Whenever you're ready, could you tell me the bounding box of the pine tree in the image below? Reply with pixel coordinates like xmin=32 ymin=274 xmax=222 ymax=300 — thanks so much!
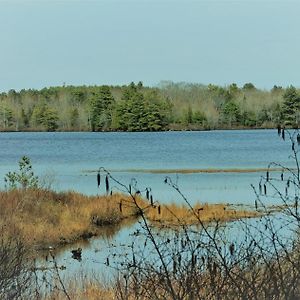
xmin=89 ymin=86 xmax=115 ymax=131
xmin=282 ymin=86 xmax=300 ymax=126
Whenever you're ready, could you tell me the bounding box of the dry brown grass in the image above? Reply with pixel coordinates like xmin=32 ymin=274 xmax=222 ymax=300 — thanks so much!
xmin=45 ymin=280 xmax=116 ymax=300
xmin=145 ymin=202 xmax=260 ymax=225
xmin=0 ymin=189 xmax=143 ymax=249
xmin=0 ymin=189 xmax=259 ymax=249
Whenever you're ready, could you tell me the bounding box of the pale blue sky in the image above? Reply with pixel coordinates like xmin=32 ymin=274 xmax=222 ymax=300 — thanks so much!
xmin=1 ymin=0 xmax=300 ymax=91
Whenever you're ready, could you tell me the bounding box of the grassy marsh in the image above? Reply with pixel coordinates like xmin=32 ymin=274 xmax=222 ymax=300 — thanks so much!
xmin=145 ymin=202 xmax=260 ymax=225
xmin=0 ymin=189 xmax=142 ymax=248
xmin=0 ymin=188 xmax=259 ymax=249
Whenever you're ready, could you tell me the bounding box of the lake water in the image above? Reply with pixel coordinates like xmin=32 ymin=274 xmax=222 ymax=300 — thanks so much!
xmin=0 ymin=129 xmax=295 ymax=284
xmin=0 ymin=129 xmax=292 ymax=205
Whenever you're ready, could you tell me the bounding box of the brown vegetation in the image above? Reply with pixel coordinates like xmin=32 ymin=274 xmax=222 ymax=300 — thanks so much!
xmin=145 ymin=202 xmax=260 ymax=225
xmin=0 ymin=189 xmax=259 ymax=249
xmin=0 ymin=189 xmax=142 ymax=249
xmin=45 ymin=280 xmax=115 ymax=300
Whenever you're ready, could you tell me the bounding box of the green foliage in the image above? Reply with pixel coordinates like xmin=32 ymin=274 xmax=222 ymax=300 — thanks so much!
xmin=242 ymin=82 xmax=256 ymax=90
xmin=271 ymin=85 xmax=283 ymax=93
xmin=282 ymin=85 xmax=300 ymax=126
xmin=69 ymin=107 xmax=79 ymax=128
xmin=43 ymin=108 xmax=59 ymax=131
xmin=208 ymin=84 xmax=232 ymax=102
xmin=241 ymin=110 xmax=257 ymax=127
xmin=192 ymin=110 xmax=207 ymax=125
xmin=114 ymin=84 xmax=171 ymax=131
xmin=272 ymin=102 xmax=283 ymax=123
xmin=0 ymin=81 xmax=293 ymax=131
xmin=228 ymin=83 xmax=240 ymax=95
xmin=256 ymin=108 xmax=271 ymax=125
xmin=4 ymin=156 xmax=39 ymax=190
xmin=183 ymin=106 xmax=206 ymax=126
xmin=31 ymin=103 xmax=59 ymax=131
xmin=0 ymin=103 xmax=14 ymax=128
xmin=71 ymin=88 xmax=86 ymax=103
xmin=221 ymin=101 xmax=241 ymax=127
xmin=89 ymin=86 xmax=115 ymax=131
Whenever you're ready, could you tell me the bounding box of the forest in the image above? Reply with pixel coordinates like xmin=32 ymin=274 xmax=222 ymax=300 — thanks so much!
xmin=0 ymin=81 xmax=299 ymax=132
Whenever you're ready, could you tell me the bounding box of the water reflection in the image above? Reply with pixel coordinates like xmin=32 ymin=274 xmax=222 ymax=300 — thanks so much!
xmin=35 ymin=217 xmax=140 ymax=281
xmin=35 ymin=207 xmax=298 ymax=289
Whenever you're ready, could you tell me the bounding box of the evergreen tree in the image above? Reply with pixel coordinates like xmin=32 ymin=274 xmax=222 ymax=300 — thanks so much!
xmin=31 ymin=102 xmax=59 ymax=131
xmin=282 ymin=86 xmax=300 ymax=126
xmin=221 ymin=101 xmax=241 ymax=127
xmin=89 ymin=86 xmax=115 ymax=131
xmin=115 ymin=84 xmax=171 ymax=131
xmin=43 ymin=108 xmax=59 ymax=131
xmin=243 ymin=82 xmax=256 ymax=90
xmin=192 ymin=110 xmax=207 ymax=125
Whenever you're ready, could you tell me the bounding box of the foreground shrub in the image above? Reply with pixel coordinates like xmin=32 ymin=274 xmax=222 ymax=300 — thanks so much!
xmin=0 ymin=223 xmax=33 ymax=299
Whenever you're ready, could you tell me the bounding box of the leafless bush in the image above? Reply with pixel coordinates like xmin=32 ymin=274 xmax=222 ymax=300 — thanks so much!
xmin=0 ymin=224 xmax=33 ymax=299
xmin=33 ymin=252 xmax=71 ymax=300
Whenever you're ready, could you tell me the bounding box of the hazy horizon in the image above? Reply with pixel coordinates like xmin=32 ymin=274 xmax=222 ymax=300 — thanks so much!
xmin=1 ymin=0 xmax=300 ymax=92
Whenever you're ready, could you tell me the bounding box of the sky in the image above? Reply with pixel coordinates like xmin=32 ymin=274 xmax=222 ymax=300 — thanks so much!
xmin=1 ymin=0 xmax=300 ymax=91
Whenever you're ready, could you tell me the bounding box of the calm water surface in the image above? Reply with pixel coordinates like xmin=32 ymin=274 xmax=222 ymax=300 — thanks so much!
xmin=0 ymin=130 xmax=294 ymax=281
xmin=0 ymin=129 xmax=292 ymax=204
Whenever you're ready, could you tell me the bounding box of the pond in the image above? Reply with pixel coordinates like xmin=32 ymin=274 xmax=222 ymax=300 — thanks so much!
xmin=0 ymin=129 xmax=292 ymax=205
xmin=0 ymin=129 xmax=294 ymax=285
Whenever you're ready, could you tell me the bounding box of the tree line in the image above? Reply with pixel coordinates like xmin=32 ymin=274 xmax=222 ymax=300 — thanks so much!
xmin=0 ymin=81 xmax=299 ymax=131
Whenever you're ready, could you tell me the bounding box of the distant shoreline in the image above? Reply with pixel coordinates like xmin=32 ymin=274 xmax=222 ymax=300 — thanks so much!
xmin=0 ymin=126 xmax=277 ymax=133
